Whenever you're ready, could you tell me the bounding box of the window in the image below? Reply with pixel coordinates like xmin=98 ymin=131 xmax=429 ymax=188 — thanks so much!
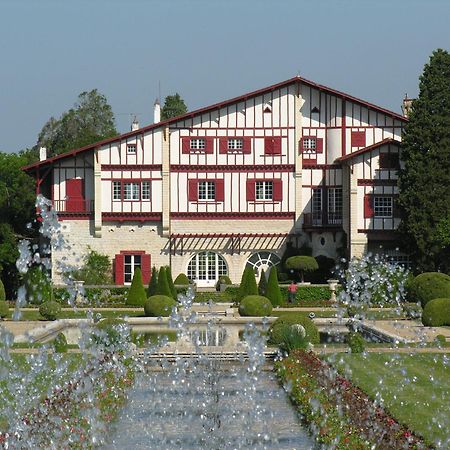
xmin=227 ymin=138 xmax=244 ymax=150
xmin=187 ymin=252 xmax=228 ymax=286
xmin=328 ymin=188 xmax=343 ymax=224
xmin=127 ymin=143 xmax=137 ymax=154
xmin=198 ymin=181 xmax=216 ymax=201
xmin=312 ymin=188 xmax=322 ymax=225
xmin=246 ymin=252 xmax=280 ymax=280
xmin=379 ymin=153 xmax=400 ymax=169
xmin=301 ymin=136 xmax=323 ymax=155
xmin=190 ymin=138 xmax=206 ymax=150
xmin=303 ymin=138 xmax=317 ymax=151
xmin=141 ymin=181 xmax=151 ymax=200
xmin=124 ymin=254 xmax=141 ymax=283
xmin=374 ymin=197 xmax=393 ymax=217
xmin=113 ymin=181 xmax=121 ymax=200
xmin=124 ymin=182 xmax=140 ymax=200
xmin=255 ymin=181 xmax=273 ymax=201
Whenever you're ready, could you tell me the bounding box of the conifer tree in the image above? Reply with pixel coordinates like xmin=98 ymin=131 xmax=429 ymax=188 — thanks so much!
xmin=147 ymin=266 xmax=158 ymax=297
xmin=258 ymin=269 xmax=267 ymax=296
xmin=238 ymin=266 xmax=258 ymax=300
xmin=266 ymin=266 xmax=283 ymax=307
xmin=126 ymin=267 xmax=147 ymax=306
xmin=165 ymin=266 xmax=178 ymax=301
xmin=398 ymin=49 xmax=450 ymax=272
xmin=156 ymin=266 xmax=173 ymax=298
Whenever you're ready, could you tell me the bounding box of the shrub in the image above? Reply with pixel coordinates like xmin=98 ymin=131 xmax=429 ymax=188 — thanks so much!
xmin=72 ymin=248 xmax=112 ymax=284
xmin=306 ymin=254 xmax=336 ymax=283
xmin=435 ymin=334 xmax=447 ymax=346
xmin=165 ymin=266 xmax=177 ymax=300
xmin=238 ymin=266 xmax=258 ymax=301
xmin=144 ymin=295 xmax=177 ymax=317
xmin=0 ymin=279 xmax=5 ymax=301
xmin=156 ymin=267 xmax=173 ymax=298
xmin=409 ymin=272 xmax=450 ymax=307
xmin=269 ymin=313 xmax=319 ymax=345
xmin=147 ymin=266 xmax=158 ymax=297
xmin=0 ymin=301 xmax=9 ymax=319
xmin=266 ymin=267 xmax=282 ymax=307
xmin=126 ymin=268 xmax=147 ymax=306
xmin=421 ymin=298 xmax=450 ymax=327
xmin=24 ymin=266 xmax=52 ymax=305
xmin=285 ymin=256 xmax=318 ymax=282
xmin=174 ymin=273 xmax=190 ymax=285
xmin=95 ymin=318 xmax=129 ymax=349
xmin=278 ymin=324 xmax=309 ymax=353
xmin=346 ymin=304 xmax=368 ymax=318
xmin=53 ymin=332 xmax=68 ymax=353
xmin=347 ymin=332 xmax=366 ymax=353
xmin=39 ymin=301 xmax=61 ymax=321
xmin=258 ymin=269 xmax=267 ymax=296
xmin=239 ymin=295 xmax=273 ymax=317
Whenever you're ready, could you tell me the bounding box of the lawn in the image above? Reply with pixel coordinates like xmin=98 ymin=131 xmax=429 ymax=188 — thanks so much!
xmin=271 ymin=309 xmax=410 ymax=320
xmin=9 ymin=308 xmax=145 ymax=321
xmin=326 ymin=353 xmax=449 ymax=446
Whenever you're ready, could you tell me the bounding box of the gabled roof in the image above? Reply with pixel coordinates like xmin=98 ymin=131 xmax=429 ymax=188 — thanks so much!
xmin=23 ymin=75 xmax=407 ymax=172
xmin=337 ymin=138 xmax=402 ymax=162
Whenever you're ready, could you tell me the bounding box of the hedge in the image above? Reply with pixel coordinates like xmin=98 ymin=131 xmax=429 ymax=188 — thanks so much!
xmin=0 ymin=301 xmax=9 ymax=319
xmin=144 ymin=295 xmax=177 ymax=317
xmin=409 ymin=272 xmax=450 ymax=307
xmin=0 ymin=279 xmax=5 ymax=301
xmin=421 ymin=298 xmax=450 ymax=327
xmin=239 ymin=295 xmax=273 ymax=317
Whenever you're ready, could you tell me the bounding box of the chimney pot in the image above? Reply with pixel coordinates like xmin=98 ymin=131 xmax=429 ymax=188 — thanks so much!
xmin=39 ymin=147 xmax=47 ymax=161
xmin=154 ymin=99 xmax=161 ymax=124
xmin=131 ymin=117 xmax=139 ymax=131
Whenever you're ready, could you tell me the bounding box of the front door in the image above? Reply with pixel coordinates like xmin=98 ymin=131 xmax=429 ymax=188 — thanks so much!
xmin=187 ymin=252 xmax=228 ymax=288
xmin=66 ymin=178 xmax=85 ymax=212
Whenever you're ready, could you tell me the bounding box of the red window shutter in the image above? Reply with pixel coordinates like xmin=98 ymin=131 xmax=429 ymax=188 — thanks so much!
xmin=242 ymin=137 xmax=252 ymax=154
xmin=115 ymin=254 xmax=124 ymax=285
xmin=219 ymin=138 xmax=228 ymax=154
xmin=364 ymin=194 xmax=374 ymax=218
xmin=182 ymin=138 xmax=191 ymax=154
xmin=188 ymin=179 xmax=198 ymax=201
xmin=351 ymin=131 xmax=366 ymax=147
xmin=264 ymin=136 xmax=281 ymax=155
xmin=205 ymin=137 xmax=214 ymax=154
xmin=272 ymin=179 xmax=283 ymax=201
xmin=316 ymin=138 xmax=323 ymax=154
xmin=246 ymin=180 xmax=256 ymax=201
xmin=141 ymin=254 xmax=151 ymax=285
xmin=215 ymin=179 xmax=224 ymax=202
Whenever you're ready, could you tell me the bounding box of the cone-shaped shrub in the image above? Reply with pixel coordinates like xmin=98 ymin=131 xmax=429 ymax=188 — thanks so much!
xmin=165 ymin=266 xmax=177 ymax=300
xmin=147 ymin=266 xmax=158 ymax=297
xmin=266 ymin=266 xmax=282 ymax=307
xmin=53 ymin=332 xmax=68 ymax=353
xmin=157 ymin=267 xmax=173 ymax=298
xmin=126 ymin=267 xmax=147 ymax=306
xmin=238 ymin=266 xmax=258 ymax=300
xmin=258 ymin=269 xmax=267 ymax=296
xmin=0 ymin=279 xmax=5 ymax=301
xmin=174 ymin=273 xmax=190 ymax=285
xmin=144 ymin=295 xmax=177 ymax=317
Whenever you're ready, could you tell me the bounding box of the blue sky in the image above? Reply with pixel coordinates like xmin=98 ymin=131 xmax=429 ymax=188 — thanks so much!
xmin=1 ymin=0 xmax=449 ymax=153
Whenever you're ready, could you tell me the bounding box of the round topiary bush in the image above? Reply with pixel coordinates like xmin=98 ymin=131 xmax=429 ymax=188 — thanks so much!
xmin=53 ymin=332 xmax=68 ymax=353
xmin=39 ymin=301 xmax=61 ymax=321
xmin=144 ymin=295 xmax=177 ymax=317
xmin=239 ymin=295 xmax=273 ymax=317
xmin=409 ymin=272 xmax=450 ymax=307
xmin=421 ymin=298 xmax=450 ymax=327
xmin=95 ymin=318 xmax=129 ymax=349
xmin=174 ymin=273 xmax=190 ymax=285
xmin=0 ymin=279 xmax=6 ymax=301
xmin=347 ymin=332 xmax=366 ymax=353
xmin=285 ymin=256 xmax=319 ymax=283
xmin=269 ymin=313 xmax=320 ymax=345
xmin=0 ymin=301 xmax=9 ymax=319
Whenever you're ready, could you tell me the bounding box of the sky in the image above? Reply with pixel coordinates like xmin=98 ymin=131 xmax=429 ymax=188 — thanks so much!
xmin=0 ymin=0 xmax=449 ymax=153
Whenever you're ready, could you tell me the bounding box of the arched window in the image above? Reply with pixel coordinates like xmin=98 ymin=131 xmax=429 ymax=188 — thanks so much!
xmin=246 ymin=252 xmax=281 ymax=279
xmin=187 ymin=252 xmax=228 ymax=287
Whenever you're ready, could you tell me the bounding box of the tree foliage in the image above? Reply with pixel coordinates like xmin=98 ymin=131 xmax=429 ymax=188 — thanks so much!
xmin=266 ymin=266 xmax=283 ymax=307
xmin=73 ymin=248 xmax=112 ymax=285
xmin=238 ymin=266 xmax=258 ymax=300
xmin=161 ymin=93 xmax=188 ymax=120
xmin=37 ymin=89 xmax=118 ymax=156
xmin=156 ymin=266 xmax=173 ymax=298
xmin=398 ymin=49 xmax=450 ymax=272
xmin=285 ymin=256 xmax=318 ymax=282
xmin=126 ymin=268 xmax=147 ymax=306
xmin=258 ymin=269 xmax=267 ymax=296
xmin=147 ymin=266 xmax=159 ymax=297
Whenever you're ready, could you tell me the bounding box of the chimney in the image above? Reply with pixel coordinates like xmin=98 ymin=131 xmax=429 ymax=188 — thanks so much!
xmin=154 ymin=98 xmax=161 ymax=124
xmin=131 ymin=116 xmax=139 ymax=131
xmin=39 ymin=146 xmax=47 ymax=161
xmin=402 ymin=94 xmax=414 ymax=117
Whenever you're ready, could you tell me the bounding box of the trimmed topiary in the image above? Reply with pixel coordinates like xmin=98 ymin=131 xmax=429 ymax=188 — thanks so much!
xmin=238 ymin=266 xmax=258 ymax=301
xmin=147 ymin=266 xmax=159 ymax=297
xmin=165 ymin=266 xmax=177 ymax=300
xmin=285 ymin=256 xmax=319 ymax=283
xmin=39 ymin=301 xmax=61 ymax=321
xmin=266 ymin=266 xmax=282 ymax=307
xmin=258 ymin=269 xmax=267 ymax=296
xmin=0 ymin=279 xmax=5 ymax=301
xmin=157 ymin=267 xmax=173 ymax=298
xmin=53 ymin=332 xmax=68 ymax=353
xmin=95 ymin=318 xmax=129 ymax=349
xmin=269 ymin=313 xmax=320 ymax=345
xmin=421 ymin=298 xmax=450 ymax=327
xmin=24 ymin=266 xmax=53 ymax=304
xmin=174 ymin=273 xmax=190 ymax=285
xmin=126 ymin=267 xmax=147 ymax=306
xmin=144 ymin=295 xmax=177 ymax=317
xmin=0 ymin=301 xmax=9 ymax=319
xmin=347 ymin=332 xmax=366 ymax=353
xmin=409 ymin=272 xmax=450 ymax=307
xmin=239 ymin=295 xmax=273 ymax=317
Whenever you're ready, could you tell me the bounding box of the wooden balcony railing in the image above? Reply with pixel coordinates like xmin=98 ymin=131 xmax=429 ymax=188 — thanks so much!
xmin=53 ymin=199 xmax=94 ymax=214
xmin=303 ymin=211 xmax=343 ymax=228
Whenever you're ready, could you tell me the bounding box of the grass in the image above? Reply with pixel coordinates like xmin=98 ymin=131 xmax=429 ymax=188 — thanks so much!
xmin=325 ymin=353 xmax=450 ymax=446
xmin=7 ymin=309 xmax=145 ymax=321
xmin=271 ymin=309 xmax=410 ymax=320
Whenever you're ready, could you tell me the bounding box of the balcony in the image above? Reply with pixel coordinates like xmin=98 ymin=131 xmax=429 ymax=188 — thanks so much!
xmin=53 ymin=199 xmax=94 ymax=215
xmin=303 ymin=211 xmax=343 ymax=229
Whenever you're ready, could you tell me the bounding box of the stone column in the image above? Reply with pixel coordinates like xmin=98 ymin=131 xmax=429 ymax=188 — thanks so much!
xmin=162 ymin=126 xmax=170 ymax=237
xmin=94 ymin=147 xmax=102 ymax=238
xmin=348 ymin=163 xmax=367 ymax=258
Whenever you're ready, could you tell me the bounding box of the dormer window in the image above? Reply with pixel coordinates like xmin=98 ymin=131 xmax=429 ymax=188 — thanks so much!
xmin=127 ymin=143 xmax=137 ymax=154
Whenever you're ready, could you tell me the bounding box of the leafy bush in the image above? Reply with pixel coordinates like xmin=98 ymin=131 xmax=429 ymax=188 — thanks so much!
xmin=277 ymin=272 xmax=291 ymax=283
xmin=258 ymin=270 xmax=267 ymax=296
xmin=435 ymin=334 xmax=447 ymax=346
xmin=126 ymin=268 xmax=147 ymax=306
xmin=421 ymin=298 xmax=450 ymax=326
xmin=147 ymin=266 xmax=158 ymax=297
xmin=95 ymin=318 xmax=129 ymax=349
xmin=144 ymin=295 xmax=177 ymax=317
xmin=216 ymin=275 xmax=232 ymax=291
xmin=174 ymin=273 xmax=190 ymax=285
xmin=277 ymin=286 xmax=333 ymax=306
xmin=24 ymin=266 xmax=52 ymax=304
xmin=346 ymin=304 xmax=368 ymax=318
xmin=285 ymin=256 xmax=318 ymax=282
xmin=72 ymin=248 xmax=112 ymax=284
xmin=156 ymin=267 xmax=173 ymax=299
xmin=0 ymin=279 xmax=5 ymax=301
xmin=347 ymin=332 xmax=366 ymax=353
xmin=266 ymin=267 xmax=282 ymax=307
xmin=239 ymin=295 xmax=272 ymax=317
xmin=278 ymin=324 xmax=309 ymax=353
xmin=238 ymin=266 xmax=258 ymax=300
xmin=306 ymin=254 xmax=336 ymax=283
xmin=165 ymin=266 xmax=177 ymax=300
xmin=269 ymin=313 xmax=319 ymax=344
xmin=0 ymin=301 xmax=9 ymax=319
xmin=39 ymin=301 xmax=61 ymax=321
xmin=409 ymin=272 xmax=450 ymax=308
xmin=53 ymin=332 xmax=68 ymax=353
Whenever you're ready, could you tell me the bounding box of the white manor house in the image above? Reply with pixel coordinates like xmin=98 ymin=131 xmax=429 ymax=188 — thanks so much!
xmin=24 ymin=76 xmax=408 ymax=287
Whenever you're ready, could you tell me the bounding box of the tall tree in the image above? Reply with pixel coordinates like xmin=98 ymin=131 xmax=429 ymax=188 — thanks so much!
xmin=398 ymin=49 xmax=450 ymax=273
xmin=37 ymin=89 xmax=118 ymax=156
xmin=161 ymin=93 xmax=188 ymax=120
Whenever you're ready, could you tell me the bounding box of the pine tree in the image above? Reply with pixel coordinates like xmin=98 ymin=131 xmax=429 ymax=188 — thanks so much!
xmin=147 ymin=266 xmax=158 ymax=297
xmin=156 ymin=266 xmax=172 ymax=298
xmin=258 ymin=269 xmax=267 ymax=296
xmin=165 ymin=266 xmax=178 ymax=301
xmin=398 ymin=49 xmax=450 ymax=272
xmin=266 ymin=266 xmax=283 ymax=307
xmin=126 ymin=267 xmax=147 ymax=306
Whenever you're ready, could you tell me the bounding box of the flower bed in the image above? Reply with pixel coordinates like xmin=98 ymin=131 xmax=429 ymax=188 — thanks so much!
xmin=276 ymin=350 xmax=430 ymax=449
